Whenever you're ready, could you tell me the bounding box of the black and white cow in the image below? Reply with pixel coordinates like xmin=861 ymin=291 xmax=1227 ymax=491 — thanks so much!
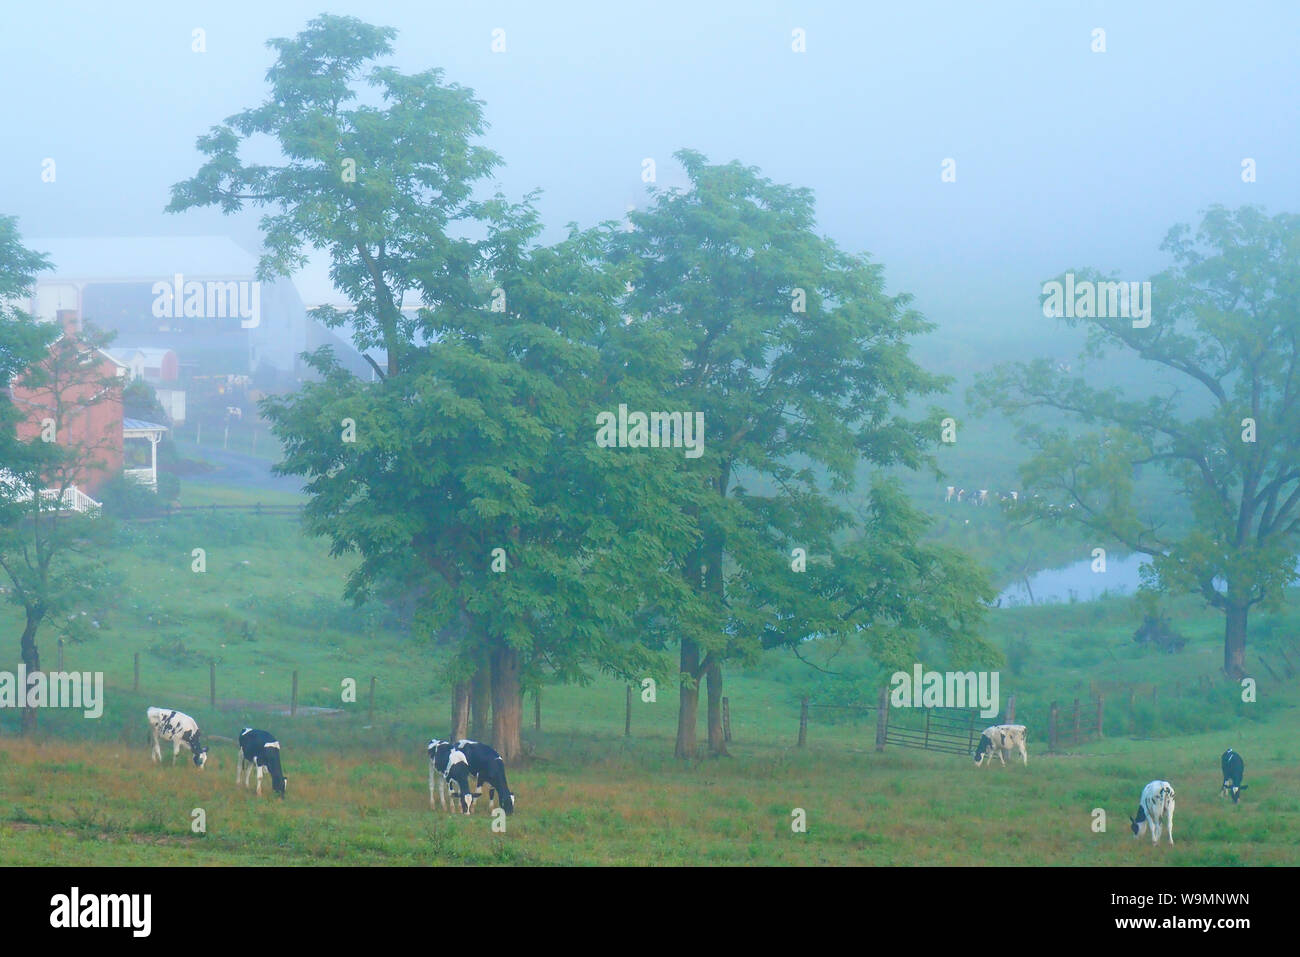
xmin=147 ymin=707 xmax=209 ymax=768
xmin=455 ymin=739 xmax=515 ymax=814
xmin=1130 ymin=780 xmax=1176 ymax=845
xmin=1220 ymin=749 xmax=1247 ymax=804
xmin=236 ymin=728 xmax=287 ymax=798
xmin=973 ymin=725 xmax=1028 ymax=767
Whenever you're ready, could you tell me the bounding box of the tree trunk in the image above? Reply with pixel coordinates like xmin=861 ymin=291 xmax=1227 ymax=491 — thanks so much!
xmin=490 ymin=644 xmax=522 ymax=761
xmin=20 ymin=610 xmax=41 ymax=735
xmin=1224 ymin=602 xmax=1248 ymax=680
xmin=675 ymin=638 xmax=700 ymax=758
xmin=705 ymin=656 xmax=729 ymax=756
xmin=470 ymin=664 xmax=491 ymax=740
xmin=450 ymin=680 xmax=470 ymax=741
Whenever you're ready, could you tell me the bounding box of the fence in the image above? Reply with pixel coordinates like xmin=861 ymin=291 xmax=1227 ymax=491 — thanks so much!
xmin=800 ymin=689 xmax=992 ymax=757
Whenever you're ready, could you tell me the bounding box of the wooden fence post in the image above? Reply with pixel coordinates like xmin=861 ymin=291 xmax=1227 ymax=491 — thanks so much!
xmin=368 ymin=676 xmax=376 ymax=726
xmin=1096 ymin=694 xmax=1105 ymax=738
xmin=1005 ymin=694 xmax=1015 ymax=724
xmin=1072 ymin=697 xmax=1080 ymax=745
xmin=923 ymin=708 xmax=932 ymax=750
xmin=624 ymin=685 xmax=632 ymax=737
xmin=875 ymin=686 xmax=888 ymax=752
xmin=291 ymin=670 xmax=299 ymax=717
xmin=209 ymin=661 xmax=216 ymax=708
xmin=534 ymin=689 xmax=541 ymax=732
xmin=134 ymin=652 xmax=140 ymax=693
xmin=1049 ymin=701 xmax=1059 ymax=753
xmin=722 ymin=696 xmax=731 ymax=743
xmin=797 ymin=697 xmax=808 ymax=747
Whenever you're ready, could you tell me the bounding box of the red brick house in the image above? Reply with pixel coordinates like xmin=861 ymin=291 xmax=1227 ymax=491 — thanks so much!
xmin=6 ymin=310 xmax=128 ymax=497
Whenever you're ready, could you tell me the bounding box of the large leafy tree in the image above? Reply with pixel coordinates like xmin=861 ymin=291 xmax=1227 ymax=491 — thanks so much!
xmin=1 ymin=217 xmax=115 ymax=731
xmin=975 ymin=206 xmax=1300 ymax=679
xmin=618 ymin=152 xmax=972 ymax=757
xmin=266 ymin=203 xmax=704 ymax=759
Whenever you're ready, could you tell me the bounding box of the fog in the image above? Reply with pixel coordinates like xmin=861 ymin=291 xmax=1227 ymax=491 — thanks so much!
xmin=5 ymin=0 xmax=1297 ymax=343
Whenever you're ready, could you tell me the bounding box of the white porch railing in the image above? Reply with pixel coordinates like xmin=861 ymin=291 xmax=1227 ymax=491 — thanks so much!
xmin=0 ymin=472 xmax=102 ymax=516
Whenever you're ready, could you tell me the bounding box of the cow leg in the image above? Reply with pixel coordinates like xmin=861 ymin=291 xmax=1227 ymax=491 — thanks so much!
xmin=997 ymin=749 xmax=1006 ymax=767
xmin=150 ymin=731 xmax=161 ymax=763
xmin=1020 ymin=742 xmax=1028 ymax=766
xmin=429 ymin=763 xmax=437 ymax=809
xmin=1166 ymin=809 xmax=1174 ymax=846
xmin=255 ymin=764 xmax=263 ymax=796
xmin=236 ymin=750 xmax=244 ymax=786
xmin=172 ymin=739 xmax=182 ymax=765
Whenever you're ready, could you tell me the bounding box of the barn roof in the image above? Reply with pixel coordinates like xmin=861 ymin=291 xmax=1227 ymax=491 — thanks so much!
xmin=31 ymin=236 xmax=260 ymax=282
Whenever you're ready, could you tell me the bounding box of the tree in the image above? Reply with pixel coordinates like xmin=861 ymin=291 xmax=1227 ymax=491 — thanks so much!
xmin=618 ymin=151 xmax=960 ymax=757
xmin=265 ymin=206 xmax=703 ymax=760
xmin=0 ymin=217 xmax=115 ymax=732
xmin=974 ymin=206 xmax=1300 ymax=679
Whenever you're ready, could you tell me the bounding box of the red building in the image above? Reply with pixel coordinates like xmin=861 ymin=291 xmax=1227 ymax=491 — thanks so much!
xmin=7 ymin=311 xmax=128 ymax=496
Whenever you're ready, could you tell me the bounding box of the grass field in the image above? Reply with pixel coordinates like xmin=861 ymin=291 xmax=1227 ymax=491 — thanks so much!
xmin=1 ymin=500 xmax=1297 ymax=866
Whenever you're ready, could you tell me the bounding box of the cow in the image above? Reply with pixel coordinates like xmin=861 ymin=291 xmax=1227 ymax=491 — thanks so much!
xmin=455 ymin=739 xmax=515 ymax=814
xmin=147 ymin=707 xmax=208 ymax=768
xmin=1220 ymin=749 xmax=1247 ymax=804
xmin=973 ymin=724 xmax=1028 ymax=767
xmin=236 ymin=728 xmax=287 ymax=798
xmin=978 ymin=489 xmax=989 ymax=506
xmin=1131 ymin=780 xmax=1176 ymax=845
xmin=944 ymin=486 xmax=955 ymax=503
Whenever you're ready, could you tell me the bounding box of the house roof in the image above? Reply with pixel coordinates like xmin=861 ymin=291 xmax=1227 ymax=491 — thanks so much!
xmin=31 ymin=236 xmax=260 ymax=282
xmin=105 ymin=347 xmax=175 ymax=366
xmin=122 ymin=417 xmax=169 ymax=436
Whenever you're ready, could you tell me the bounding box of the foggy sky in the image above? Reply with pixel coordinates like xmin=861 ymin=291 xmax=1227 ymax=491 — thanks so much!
xmin=3 ymin=1 xmax=1297 ymax=341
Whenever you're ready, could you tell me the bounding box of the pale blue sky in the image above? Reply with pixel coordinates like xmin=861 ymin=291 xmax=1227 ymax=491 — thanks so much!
xmin=3 ymin=1 xmax=1296 ymax=332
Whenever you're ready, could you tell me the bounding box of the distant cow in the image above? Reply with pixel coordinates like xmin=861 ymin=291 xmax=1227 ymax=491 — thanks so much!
xmin=1220 ymin=749 xmax=1247 ymax=804
xmin=973 ymin=724 xmax=1028 ymax=767
xmin=455 ymin=739 xmax=515 ymax=814
xmin=226 ymin=406 xmax=242 ymax=419
xmin=147 ymin=707 xmax=209 ymax=768
xmin=945 ymin=486 xmax=955 ymax=503
xmin=236 ymin=728 xmax=287 ymax=798
xmin=1131 ymin=780 xmax=1176 ymax=845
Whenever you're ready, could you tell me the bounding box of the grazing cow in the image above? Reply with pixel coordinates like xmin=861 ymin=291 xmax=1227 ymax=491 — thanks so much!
xmin=236 ymin=728 xmax=287 ymax=798
xmin=147 ymin=707 xmax=208 ymax=768
xmin=1131 ymin=780 xmax=1176 ymax=845
xmin=978 ymin=489 xmax=989 ymax=506
xmin=973 ymin=724 xmax=1029 ymax=767
xmin=1220 ymin=749 xmax=1247 ymax=804
xmin=945 ymin=486 xmax=955 ymax=503
xmin=454 ymin=739 xmax=516 ymax=814
xmin=956 ymin=488 xmax=966 ymax=503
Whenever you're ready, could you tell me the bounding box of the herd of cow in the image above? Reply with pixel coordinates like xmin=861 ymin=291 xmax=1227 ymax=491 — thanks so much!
xmin=146 ymin=706 xmax=1245 ymax=842
xmin=145 ymin=706 xmax=516 ymax=814
xmin=972 ymin=723 xmax=1250 ymax=845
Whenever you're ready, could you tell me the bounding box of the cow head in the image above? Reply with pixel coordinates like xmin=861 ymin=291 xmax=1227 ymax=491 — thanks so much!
xmin=275 ymin=774 xmax=288 ymax=799
xmin=1222 ymin=781 xmax=1247 ymax=803
xmin=973 ymin=734 xmax=991 ymax=765
xmin=1129 ymin=808 xmax=1147 ymax=838
xmin=192 ymin=743 xmax=209 ymax=769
